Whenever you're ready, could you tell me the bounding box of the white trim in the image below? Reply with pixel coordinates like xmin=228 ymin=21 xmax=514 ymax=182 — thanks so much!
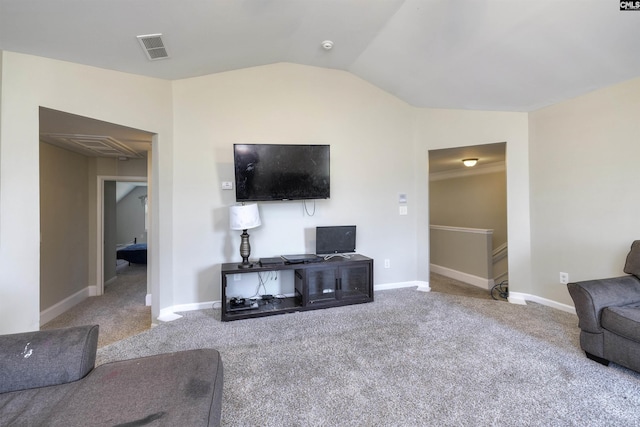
xmin=171 ymin=301 xmax=215 ymax=312
xmin=97 ymin=175 xmax=148 ymax=296
xmin=415 ymin=281 xmax=431 ymax=292
xmin=40 ymin=286 xmax=97 ymax=325
xmin=507 ymin=294 xmax=527 ymax=305
xmin=157 ymin=301 xmax=215 ymax=322
xmin=152 ymin=287 xmax=576 ymax=322
xmin=145 ymin=293 xmax=152 ymax=307
xmin=374 ymin=281 xmax=430 ymax=291
xmin=157 ymin=308 xmax=183 ymax=322
xmin=494 ymin=271 xmax=509 ymax=283
xmin=508 ymin=292 xmax=576 ymax=314
xmin=430 ymin=224 xmax=493 ymax=235
xmin=492 ymin=242 xmax=508 ymax=261
xmin=430 ymin=161 xmax=505 ymax=182
xmin=430 ymin=264 xmax=494 ymax=290
xmin=154 ymin=282 xmax=429 ymax=321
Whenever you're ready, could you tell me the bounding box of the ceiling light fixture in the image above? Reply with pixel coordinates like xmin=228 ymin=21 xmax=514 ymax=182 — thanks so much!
xmin=321 ymin=40 xmax=334 ymax=50
xmin=462 ymin=158 xmax=478 ymax=167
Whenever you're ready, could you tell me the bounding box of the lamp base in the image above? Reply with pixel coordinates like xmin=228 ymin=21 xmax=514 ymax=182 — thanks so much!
xmin=237 ymin=229 xmax=253 ymax=268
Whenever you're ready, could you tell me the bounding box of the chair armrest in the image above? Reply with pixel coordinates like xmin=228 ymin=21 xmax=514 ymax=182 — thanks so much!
xmin=567 ymin=275 xmax=640 ymax=334
xmin=0 ymin=325 xmax=99 ymax=393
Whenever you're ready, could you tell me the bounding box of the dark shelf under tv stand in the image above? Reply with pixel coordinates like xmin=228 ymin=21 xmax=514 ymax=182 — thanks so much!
xmin=220 ymin=254 xmax=373 ymax=321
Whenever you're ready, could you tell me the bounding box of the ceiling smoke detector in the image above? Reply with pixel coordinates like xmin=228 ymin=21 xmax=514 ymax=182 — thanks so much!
xmin=137 ymin=34 xmax=169 ymax=60
xmin=321 ymin=40 xmax=334 ymax=50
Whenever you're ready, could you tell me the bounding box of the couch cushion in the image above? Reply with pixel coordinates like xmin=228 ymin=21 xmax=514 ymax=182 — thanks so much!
xmin=0 ymin=348 xmax=223 ymax=427
xmin=601 ymin=303 xmax=640 ymax=343
xmin=0 ymin=325 xmax=98 ymax=393
xmin=623 ymin=240 xmax=640 ymax=279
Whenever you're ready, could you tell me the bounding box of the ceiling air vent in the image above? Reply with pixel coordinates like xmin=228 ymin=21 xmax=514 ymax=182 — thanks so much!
xmin=137 ymin=33 xmax=169 ymax=60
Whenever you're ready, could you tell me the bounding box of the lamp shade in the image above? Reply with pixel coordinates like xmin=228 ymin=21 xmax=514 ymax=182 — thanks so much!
xmin=229 ymin=204 xmax=261 ymax=230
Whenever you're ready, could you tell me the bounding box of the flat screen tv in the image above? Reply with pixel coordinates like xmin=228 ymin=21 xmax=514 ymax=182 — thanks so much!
xmin=316 ymin=225 xmax=356 ymax=256
xmin=234 ymin=144 xmax=330 ymax=202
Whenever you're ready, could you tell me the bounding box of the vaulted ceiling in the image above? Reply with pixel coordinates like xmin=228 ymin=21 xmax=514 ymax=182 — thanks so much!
xmin=4 ymin=1 xmax=639 ymax=172
xmin=2 ymin=0 xmax=639 ymax=112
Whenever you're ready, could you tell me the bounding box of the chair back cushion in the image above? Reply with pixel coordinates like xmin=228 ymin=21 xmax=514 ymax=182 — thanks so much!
xmin=624 ymin=240 xmax=640 ymax=279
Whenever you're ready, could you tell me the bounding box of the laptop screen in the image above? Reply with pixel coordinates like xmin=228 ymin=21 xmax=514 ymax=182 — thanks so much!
xmin=315 ymin=226 xmax=356 ymax=255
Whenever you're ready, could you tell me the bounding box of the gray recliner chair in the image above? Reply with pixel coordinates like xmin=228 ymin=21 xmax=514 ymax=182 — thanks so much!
xmin=567 ymin=241 xmax=640 ymax=373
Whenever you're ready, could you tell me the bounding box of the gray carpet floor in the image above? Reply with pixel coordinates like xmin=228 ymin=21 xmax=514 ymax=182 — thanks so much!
xmin=97 ymin=285 xmax=640 ymax=427
xmin=42 ymin=262 xmax=151 ymax=348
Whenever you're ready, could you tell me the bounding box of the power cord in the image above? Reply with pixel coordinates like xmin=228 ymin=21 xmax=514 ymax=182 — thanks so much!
xmin=248 ymin=271 xmax=281 ymax=304
xmin=491 ymin=280 xmax=509 ymax=301
xmin=303 ymin=200 xmax=316 ymax=216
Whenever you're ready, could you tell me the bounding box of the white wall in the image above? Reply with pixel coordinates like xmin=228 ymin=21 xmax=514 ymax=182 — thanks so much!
xmin=430 ymin=170 xmax=507 ymax=249
xmin=13 ymin=50 xmax=620 ymax=332
xmin=117 ymin=186 xmax=147 ymax=244
xmin=39 ymin=142 xmax=89 ymax=310
xmin=0 ymin=54 xmax=536 ymax=333
xmin=171 ymin=63 xmax=417 ymax=304
xmin=170 ymin=63 xmax=532 ymax=304
xmin=413 ymin=109 xmax=530 ymax=293
xmin=529 ymin=76 xmax=640 ymax=305
xmin=0 ymin=51 xmax=173 ymax=333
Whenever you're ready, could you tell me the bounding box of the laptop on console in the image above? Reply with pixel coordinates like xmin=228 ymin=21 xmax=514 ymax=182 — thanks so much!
xmin=281 ymin=254 xmax=322 ymax=264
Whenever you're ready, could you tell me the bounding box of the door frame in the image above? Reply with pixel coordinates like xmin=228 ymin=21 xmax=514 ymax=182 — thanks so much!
xmin=96 ymin=175 xmax=148 ymax=296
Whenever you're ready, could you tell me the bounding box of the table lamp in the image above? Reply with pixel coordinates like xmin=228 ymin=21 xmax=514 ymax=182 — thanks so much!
xmin=229 ymin=203 xmax=261 ymax=268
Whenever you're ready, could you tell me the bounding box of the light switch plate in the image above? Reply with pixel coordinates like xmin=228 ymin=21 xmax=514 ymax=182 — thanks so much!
xmin=222 ymin=181 xmax=233 ymax=190
xmin=399 ymin=206 xmax=408 ymax=215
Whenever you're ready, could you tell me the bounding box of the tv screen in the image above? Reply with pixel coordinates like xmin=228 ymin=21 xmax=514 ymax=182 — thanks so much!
xmin=316 ymin=226 xmax=356 ymax=255
xmin=234 ymin=144 xmax=330 ymax=202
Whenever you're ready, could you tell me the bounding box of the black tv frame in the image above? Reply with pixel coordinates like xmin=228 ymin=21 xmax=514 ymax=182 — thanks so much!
xmin=234 ymin=143 xmax=330 ymax=202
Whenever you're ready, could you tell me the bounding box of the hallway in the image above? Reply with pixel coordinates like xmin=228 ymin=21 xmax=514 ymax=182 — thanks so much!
xmin=42 ymin=262 xmax=151 ymax=348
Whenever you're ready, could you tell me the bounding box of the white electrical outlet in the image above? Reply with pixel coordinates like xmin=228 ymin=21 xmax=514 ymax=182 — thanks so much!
xmin=384 ymin=259 xmax=391 ymax=268
xmin=559 ymin=272 xmax=569 ymax=284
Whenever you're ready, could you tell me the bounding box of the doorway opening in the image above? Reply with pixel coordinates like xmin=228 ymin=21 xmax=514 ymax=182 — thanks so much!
xmin=428 ymin=142 xmax=507 ymax=299
xmin=39 ymin=107 xmax=154 ymax=344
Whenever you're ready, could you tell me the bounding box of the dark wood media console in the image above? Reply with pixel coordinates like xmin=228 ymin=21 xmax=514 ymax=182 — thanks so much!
xmin=220 ymin=255 xmax=373 ymax=321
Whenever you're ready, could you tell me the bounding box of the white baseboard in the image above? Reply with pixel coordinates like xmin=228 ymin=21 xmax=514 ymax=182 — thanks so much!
xmin=508 ymin=292 xmax=576 ymax=314
xmin=40 ymin=285 xmax=97 ymax=325
xmin=154 ymin=285 xmax=577 ymax=322
xmin=145 ymin=293 xmax=152 ymax=306
xmin=374 ymin=281 xmax=429 ymax=291
xmin=157 ymin=308 xmax=183 ymax=322
xmin=157 ymin=301 xmax=217 ymax=322
xmin=415 ymin=281 xmax=431 ymax=292
xmin=430 ymin=264 xmax=494 ymax=290
xmin=155 ymin=282 xmax=429 ymax=322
